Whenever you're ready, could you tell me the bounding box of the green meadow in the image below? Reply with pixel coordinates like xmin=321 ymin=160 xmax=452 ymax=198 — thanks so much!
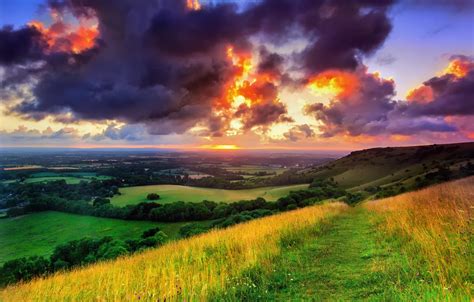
xmin=223 ymin=165 xmax=288 ymax=175
xmin=0 ymin=211 xmax=199 ymax=264
xmin=110 ymin=184 xmax=309 ymax=206
xmin=2 ymin=172 xmax=111 ymax=185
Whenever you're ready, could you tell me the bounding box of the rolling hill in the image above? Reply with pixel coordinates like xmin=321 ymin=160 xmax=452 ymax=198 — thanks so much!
xmin=301 ymin=142 xmax=474 ymax=191
xmin=1 ymin=177 xmax=472 ymax=301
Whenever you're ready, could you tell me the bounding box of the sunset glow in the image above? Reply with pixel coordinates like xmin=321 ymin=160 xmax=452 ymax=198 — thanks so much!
xmin=307 ymin=70 xmax=359 ymax=99
xmin=186 ymin=0 xmax=201 ymax=11
xmin=202 ymin=144 xmax=240 ymax=150
xmin=0 ymin=0 xmax=472 ymax=150
xmin=28 ymin=10 xmax=99 ymax=54
xmin=444 ymin=58 xmax=474 ymax=78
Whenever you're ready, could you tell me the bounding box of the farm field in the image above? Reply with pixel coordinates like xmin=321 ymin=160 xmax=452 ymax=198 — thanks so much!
xmin=2 ymin=172 xmax=111 ymax=184
xmin=223 ymin=164 xmax=288 ymax=176
xmin=111 ymin=184 xmax=309 ymax=206
xmin=0 ymin=211 xmax=200 ymax=264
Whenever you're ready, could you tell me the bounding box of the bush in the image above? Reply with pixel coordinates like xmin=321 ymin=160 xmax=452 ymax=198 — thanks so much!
xmin=146 ymin=193 xmax=160 ymax=200
xmin=141 ymin=227 xmax=161 ymax=238
xmin=93 ymin=197 xmax=110 ymax=207
xmin=0 ymin=256 xmax=50 ymax=286
xmin=179 ymin=223 xmax=209 ymax=238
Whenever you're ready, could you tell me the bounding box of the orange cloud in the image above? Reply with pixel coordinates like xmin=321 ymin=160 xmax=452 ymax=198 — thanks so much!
xmin=212 ymin=44 xmax=290 ymax=133
xmin=186 ymin=0 xmax=202 ymax=11
xmin=28 ymin=9 xmax=98 ymax=54
xmin=444 ymin=57 xmax=474 ymax=78
xmin=390 ymin=134 xmax=410 ymax=142
xmin=406 ymin=85 xmax=434 ymax=103
xmin=406 ymin=56 xmax=473 ymax=104
xmin=307 ymin=70 xmax=359 ymax=99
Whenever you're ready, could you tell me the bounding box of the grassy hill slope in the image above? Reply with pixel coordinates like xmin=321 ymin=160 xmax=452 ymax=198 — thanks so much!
xmin=303 ymin=142 xmax=474 ymax=191
xmin=2 ymin=177 xmax=472 ymax=301
xmin=0 ymin=212 xmax=200 ymax=264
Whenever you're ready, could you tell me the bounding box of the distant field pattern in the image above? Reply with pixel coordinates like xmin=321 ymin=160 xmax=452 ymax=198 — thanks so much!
xmin=111 ymin=184 xmax=309 ymax=206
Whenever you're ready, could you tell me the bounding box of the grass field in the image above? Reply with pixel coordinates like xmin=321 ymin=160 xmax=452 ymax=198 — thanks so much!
xmin=111 ymin=184 xmax=309 ymax=206
xmin=2 ymin=172 xmax=112 ymax=184
xmin=0 ymin=211 xmax=202 ymax=264
xmin=216 ymin=177 xmax=473 ymax=301
xmin=365 ymin=177 xmax=473 ymax=298
xmin=223 ymin=165 xmax=288 ymax=175
xmin=0 ymin=202 xmax=347 ymax=301
xmin=3 ymin=178 xmax=471 ymax=301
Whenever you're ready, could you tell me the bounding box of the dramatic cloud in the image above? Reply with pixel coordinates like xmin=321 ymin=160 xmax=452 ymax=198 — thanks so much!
xmin=0 ymin=125 xmax=80 ymax=143
xmin=305 ymin=56 xmax=474 ymax=137
xmin=405 ymin=55 xmax=474 ymax=116
xmin=0 ymin=26 xmax=45 ymax=65
xmin=1 ymin=0 xmax=395 ymax=139
xmin=283 ymin=124 xmax=315 ymax=142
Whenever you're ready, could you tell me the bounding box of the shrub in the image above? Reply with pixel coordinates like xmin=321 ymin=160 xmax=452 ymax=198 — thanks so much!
xmin=141 ymin=227 xmax=161 ymax=238
xmin=147 ymin=193 xmax=160 ymax=200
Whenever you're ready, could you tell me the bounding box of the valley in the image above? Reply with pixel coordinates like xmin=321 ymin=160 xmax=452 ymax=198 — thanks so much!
xmin=1 ymin=177 xmax=471 ymax=300
xmin=0 ymin=143 xmax=473 ymax=300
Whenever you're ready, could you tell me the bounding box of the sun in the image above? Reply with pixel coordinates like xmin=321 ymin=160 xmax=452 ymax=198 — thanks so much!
xmin=202 ymin=144 xmax=240 ymax=150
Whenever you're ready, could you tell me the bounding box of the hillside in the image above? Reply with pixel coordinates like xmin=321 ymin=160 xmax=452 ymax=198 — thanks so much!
xmin=0 ymin=212 xmax=200 ymax=264
xmin=302 ymin=142 xmax=474 ymax=191
xmin=1 ymin=177 xmax=472 ymax=301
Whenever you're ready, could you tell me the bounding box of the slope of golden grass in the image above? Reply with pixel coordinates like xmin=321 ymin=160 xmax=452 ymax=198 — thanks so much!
xmin=0 ymin=202 xmax=348 ymax=301
xmin=365 ymin=176 xmax=473 ymax=295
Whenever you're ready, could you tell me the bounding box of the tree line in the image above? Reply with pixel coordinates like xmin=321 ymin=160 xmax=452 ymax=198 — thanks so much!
xmin=4 ymin=179 xmax=346 ymax=223
xmin=0 ymin=227 xmax=167 ymax=287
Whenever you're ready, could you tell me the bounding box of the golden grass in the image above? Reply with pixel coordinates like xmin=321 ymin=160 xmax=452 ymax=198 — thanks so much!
xmin=0 ymin=202 xmax=347 ymax=301
xmin=365 ymin=176 xmax=473 ymax=294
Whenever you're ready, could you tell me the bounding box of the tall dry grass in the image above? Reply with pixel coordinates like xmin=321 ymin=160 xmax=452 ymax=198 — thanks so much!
xmin=0 ymin=202 xmax=347 ymax=301
xmin=365 ymin=177 xmax=473 ymax=294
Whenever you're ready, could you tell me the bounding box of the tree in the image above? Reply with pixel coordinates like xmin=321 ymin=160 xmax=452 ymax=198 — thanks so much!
xmin=179 ymin=223 xmax=208 ymax=238
xmin=97 ymin=240 xmax=128 ymax=260
xmin=146 ymin=193 xmax=160 ymax=200
xmin=0 ymin=256 xmax=50 ymax=286
xmin=93 ymin=197 xmax=110 ymax=207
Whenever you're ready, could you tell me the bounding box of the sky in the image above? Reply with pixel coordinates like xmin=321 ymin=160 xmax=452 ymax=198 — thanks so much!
xmin=0 ymin=0 xmax=473 ymax=151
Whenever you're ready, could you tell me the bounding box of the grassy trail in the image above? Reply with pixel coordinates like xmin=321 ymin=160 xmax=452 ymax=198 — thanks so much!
xmin=260 ymin=208 xmax=394 ymax=301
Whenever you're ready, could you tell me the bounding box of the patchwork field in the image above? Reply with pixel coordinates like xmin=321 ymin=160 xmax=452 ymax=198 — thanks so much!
xmin=111 ymin=184 xmax=309 ymax=206
xmin=0 ymin=211 xmax=200 ymax=264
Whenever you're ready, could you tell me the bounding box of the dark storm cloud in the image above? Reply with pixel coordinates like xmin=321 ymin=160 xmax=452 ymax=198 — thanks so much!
xmin=0 ymin=26 xmax=45 ymax=65
xmin=305 ymin=70 xmax=398 ymax=136
xmin=2 ymin=0 xmax=395 ymax=135
xmin=408 ymin=71 xmax=474 ymax=117
xmin=235 ymin=101 xmax=293 ymax=131
xmin=257 ymin=47 xmax=284 ymax=77
xmin=300 ymin=2 xmax=392 ymax=73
